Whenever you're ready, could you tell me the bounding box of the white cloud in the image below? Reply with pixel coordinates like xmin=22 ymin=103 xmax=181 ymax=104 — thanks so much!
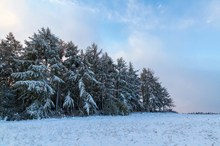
xmin=0 ymin=0 xmax=100 ymax=48
xmin=112 ymin=32 xmax=165 ymax=69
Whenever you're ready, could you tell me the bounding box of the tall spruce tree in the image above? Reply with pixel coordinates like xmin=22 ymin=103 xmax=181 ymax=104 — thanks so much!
xmin=0 ymin=33 xmax=22 ymax=89
xmin=140 ymin=68 xmax=157 ymax=112
xmin=78 ymin=50 xmax=99 ymax=115
xmin=127 ymin=62 xmax=142 ymax=111
xmin=63 ymin=45 xmax=99 ymax=115
xmin=114 ymin=57 xmax=130 ymax=115
xmin=24 ymin=27 xmax=65 ymax=112
xmin=140 ymin=68 xmax=174 ymax=112
xmin=0 ymin=33 xmax=24 ymax=119
xmin=62 ymin=41 xmax=79 ymax=114
xmin=84 ymin=43 xmax=103 ymax=109
xmin=98 ymin=52 xmax=118 ymax=114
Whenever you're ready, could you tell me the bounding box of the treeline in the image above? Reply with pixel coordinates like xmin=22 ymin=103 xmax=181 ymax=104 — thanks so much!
xmin=188 ymin=112 xmax=220 ymax=115
xmin=0 ymin=28 xmax=174 ymax=120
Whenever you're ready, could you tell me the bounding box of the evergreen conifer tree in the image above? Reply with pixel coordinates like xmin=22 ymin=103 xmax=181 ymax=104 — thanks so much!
xmin=0 ymin=33 xmax=24 ymax=120
xmin=0 ymin=33 xmax=22 ymax=88
xmin=62 ymin=41 xmax=81 ymax=114
xmin=63 ymin=44 xmax=99 ymax=115
xmin=98 ymin=53 xmax=118 ymax=114
xmin=84 ymin=43 xmax=103 ymax=109
xmin=12 ymin=65 xmax=55 ymax=119
xmin=140 ymin=68 xmax=157 ymax=112
xmin=24 ymin=27 xmax=65 ymax=113
xmin=127 ymin=62 xmax=142 ymax=111
xmin=140 ymin=68 xmax=174 ymax=112
xmin=114 ymin=57 xmax=130 ymax=115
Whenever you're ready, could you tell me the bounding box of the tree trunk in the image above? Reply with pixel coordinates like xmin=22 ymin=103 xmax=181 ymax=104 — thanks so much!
xmin=56 ymin=83 xmax=60 ymax=111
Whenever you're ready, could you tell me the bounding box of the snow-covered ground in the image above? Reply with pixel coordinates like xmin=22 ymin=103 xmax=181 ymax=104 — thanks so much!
xmin=1 ymin=113 xmax=220 ymax=146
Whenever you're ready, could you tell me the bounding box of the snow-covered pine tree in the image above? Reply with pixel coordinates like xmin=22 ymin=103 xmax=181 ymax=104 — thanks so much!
xmin=50 ymin=62 xmax=65 ymax=111
xmin=25 ymin=27 xmax=65 ymax=113
xmin=114 ymin=57 xmax=130 ymax=115
xmin=49 ymin=40 xmax=66 ymax=111
xmin=84 ymin=44 xmax=103 ymax=109
xmin=163 ymin=95 xmax=175 ymax=111
xmin=63 ymin=43 xmax=99 ymax=115
xmin=151 ymin=81 xmax=163 ymax=111
xmin=25 ymin=28 xmax=60 ymax=66
xmin=126 ymin=62 xmax=142 ymax=111
xmin=155 ymin=85 xmax=174 ymax=111
xmin=85 ymin=43 xmax=102 ymax=74
xmin=77 ymin=50 xmax=99 ymax=115
xmin=0 ymin=33 xmax=25 ymax=120
xmin=140 ymin=68 xmax=174 ymax=112
xmin=140 ymin=68 xmax=157 ymax=112
xmin=12 ymin=65 xmax=55 ymax=119
xmin=0 ymin=33 xmax=23 ymax=88
xmin=12 ymin=28 xmax=62 ymax=118
xmin=150 ymin=74 xmax=174 ymax=111
xmin=97 ymin=52 xmax=119 ymax=114
xmin=63 ymin=41 xmax=80 ymax=114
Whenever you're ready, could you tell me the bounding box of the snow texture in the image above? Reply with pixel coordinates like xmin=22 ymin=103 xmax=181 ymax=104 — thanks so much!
xmin=0 ymin=113 xmax=220 ymax=146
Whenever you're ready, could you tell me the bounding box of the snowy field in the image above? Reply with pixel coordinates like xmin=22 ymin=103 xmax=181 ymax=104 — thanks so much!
xmin=1 ymin=113 xmax=220 ymax=146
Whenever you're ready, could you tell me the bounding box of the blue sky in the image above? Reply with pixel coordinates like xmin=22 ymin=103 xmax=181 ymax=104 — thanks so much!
xmin=0 ymin=0 xmax=220 ymax=113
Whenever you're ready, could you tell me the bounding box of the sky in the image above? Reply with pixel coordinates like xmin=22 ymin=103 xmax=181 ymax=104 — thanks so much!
xmin=0 ymin=0 xmax=220 ymax=113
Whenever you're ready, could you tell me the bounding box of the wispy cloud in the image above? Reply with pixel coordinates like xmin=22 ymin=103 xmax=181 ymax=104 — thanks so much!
xmin=205 ymin=0 xmax=220 ymax=27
